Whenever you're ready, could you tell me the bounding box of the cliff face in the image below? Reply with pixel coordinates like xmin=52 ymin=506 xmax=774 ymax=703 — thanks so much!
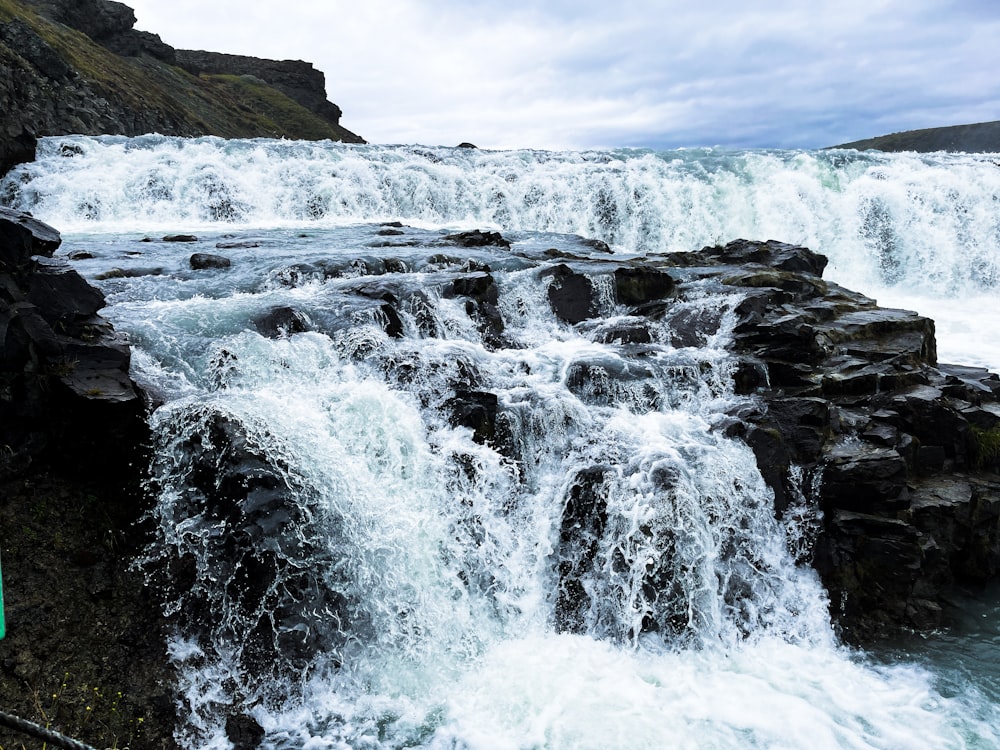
xmin=0 ymin=0 xmax=364 ymax=174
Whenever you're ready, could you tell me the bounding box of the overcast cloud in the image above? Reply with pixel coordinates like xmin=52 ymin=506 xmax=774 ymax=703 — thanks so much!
xmin=124 ymin=0 xmax=1000 ymax=150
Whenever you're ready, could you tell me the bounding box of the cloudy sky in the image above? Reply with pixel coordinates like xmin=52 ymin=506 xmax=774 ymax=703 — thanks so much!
xmin=124 ymin=0 xmax=999 ymax=151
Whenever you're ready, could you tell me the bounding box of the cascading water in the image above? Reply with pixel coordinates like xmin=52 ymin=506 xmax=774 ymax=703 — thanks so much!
xmin=3 ymin=136 xmax=1000 ymax=748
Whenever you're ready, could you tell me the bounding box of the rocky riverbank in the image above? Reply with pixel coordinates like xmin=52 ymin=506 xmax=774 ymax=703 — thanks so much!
xmin=0 ymin=207 xmax=175 ymax=749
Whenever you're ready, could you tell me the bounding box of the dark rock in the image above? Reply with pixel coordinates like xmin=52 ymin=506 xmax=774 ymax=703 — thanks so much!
xmin=94 ymin=266 xmax=164 ymax=280
xmin=252 ymin=306 xmax=310 ymax=337
xmin=0 ymin=206 xmax=62 ymax=268
xmin=443 ymin=229 xmax=511 ymax=248
xmin=447 ymin=389 xmax=498 ymax=445
xmin=457 ymin=142 xmax=477 ymax=149
xmin=226 ymin=713 xmax=265 ymax=750
xmin=580 ymin=237 xmax=613 ymax=254
xmin=0 ymin=208 xmax=167 ymax=747
xmin=675 ymin=238 xmax=1000 ymax=641
xmin=614 ymin=265 xmax=676 ymax=306
xmin=190 ymin=252 xmax=232 ymax=270
xmin=146 ymin=408 xmax=349 ymax=680
xmin=216 ymin=240 xmax=261 ymax=250
xmin=443 ymin=272 xmax=505 ymax=345
xmin=594 ymin=320 xmax=653 ymax=345
xmin=543 ymin=264 xmax=596 ymax=324
xmin=378 ymin=302 xmax=404 ymax=338
xmin=555 ymin=466 xmax=612 ymax=633
xmin=163 ymin=234 xmax=199 ymax=243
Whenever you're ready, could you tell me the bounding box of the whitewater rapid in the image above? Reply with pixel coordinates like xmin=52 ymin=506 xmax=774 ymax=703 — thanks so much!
xmin=6 ymin=135 xmax=1000 ymax=370
xmin=3 ymin=136 xmax=1000 ymax=749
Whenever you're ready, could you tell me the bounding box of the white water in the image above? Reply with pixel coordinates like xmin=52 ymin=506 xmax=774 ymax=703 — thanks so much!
xmin=4 ymin=136 xmax=1000 ymax=749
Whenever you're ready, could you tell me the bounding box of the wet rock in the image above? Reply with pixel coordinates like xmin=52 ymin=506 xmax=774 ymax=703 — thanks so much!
xmin=149 ymin=408 xmax=349 ymax=679
xmin=190 ymin=252 xmax=232 ymax=270
xmin=226 ymin=713 xmax=265 ymax=750
xmin=94 ymin=266 xmax=164 ymax=280
xmin=216 ymin=240 xmax=261 ymax=249
xmin=252 ymin=305 xmax=310 ymax=337
xmin=162 ymin=234 xmax=199 ymax=242
xmin=443 ymin=229 xmax=511 ymax=248
xmin=555 ymin=466 xmax=612 ymax=633
xmin=580 ymin=237 xmax=613 ymax=254
xmin=613 ymin=265 xmax=676 ymax=306
xmin=443 ymin=271 xmax=505 ymax=345
xmin=543 ymin=264 xmax=596 ymax=324
xmin=675 ymin=238 xmax=1000 ymax=641
xmin=446 ymin=389 xmax=498 ymax=444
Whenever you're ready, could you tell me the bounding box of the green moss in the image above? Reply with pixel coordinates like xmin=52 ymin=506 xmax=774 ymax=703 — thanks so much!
xmin=971 ymin=426 xmax=1000 ymax=470
xmin=203 ymin=73 xmax=349 ymax=140
xmin=0 ymin=0 xmax=359 ymax=141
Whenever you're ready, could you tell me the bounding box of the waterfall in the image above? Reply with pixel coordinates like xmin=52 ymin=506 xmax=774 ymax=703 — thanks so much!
xmin=3 ymin=136 xmax=999 ymax=748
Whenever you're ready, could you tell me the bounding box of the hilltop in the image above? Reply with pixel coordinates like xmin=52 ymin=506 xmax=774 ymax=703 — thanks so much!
xmin=0 ymin=0 xmax=364 ymax=174
xmin=832 ymin=120 xmax=1000 ymax=153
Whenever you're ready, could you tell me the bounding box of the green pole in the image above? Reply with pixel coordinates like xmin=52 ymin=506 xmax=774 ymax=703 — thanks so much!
xmin=0 ymin=550 xmax=5 ymax=639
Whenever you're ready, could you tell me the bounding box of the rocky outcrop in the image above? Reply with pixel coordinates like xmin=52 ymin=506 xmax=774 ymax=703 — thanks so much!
xmin=175 ymin=50 xmax=344 ymax=129
xmin=0 ymin=208 xmax=175 ymax=749
xmin=832 ymin=120 xmax=1000 ymax=153
xmin=0 ymin=0 xmax=362 ymax=176
xmin=665 ymin=239 xmax=1000 ymax=641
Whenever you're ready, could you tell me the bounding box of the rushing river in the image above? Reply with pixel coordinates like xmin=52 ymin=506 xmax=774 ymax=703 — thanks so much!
xmin=4 ymin=136 xmax=1000 ymax=749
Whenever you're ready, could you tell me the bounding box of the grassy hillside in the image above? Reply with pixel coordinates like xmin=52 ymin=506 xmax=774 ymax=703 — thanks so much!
xmin=832 ymin=121 xmax=1000 ymax=153
xmin=0 ymin=0 xmax=362 ymax=143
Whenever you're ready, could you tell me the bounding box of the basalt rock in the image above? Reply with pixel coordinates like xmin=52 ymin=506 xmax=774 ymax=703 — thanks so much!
xmin=543 ymin=263 xmax=597 ymax=324
xmin=657 ymin=238 xmax=1000 ymax=642
xmin=0 ymin=208 xmax=172 ymax=748
xmin=0 ymin=207 xmax=144 ymax=477
xmin=190 ymin=252 xmax=232 ymax=270
xmin=147 ymin=407 xmax=350 ymax=680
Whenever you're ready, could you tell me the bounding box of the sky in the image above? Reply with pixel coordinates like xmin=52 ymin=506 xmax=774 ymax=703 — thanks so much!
xmin=123 ymin=0 xmax=1000 ymax=151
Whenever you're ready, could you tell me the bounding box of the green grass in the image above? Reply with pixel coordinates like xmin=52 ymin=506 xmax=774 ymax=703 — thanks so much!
xmin=0 ymin=0 xmax=359 ymax=141
xmin=971 ymin=426 xmax=1000 ymax=471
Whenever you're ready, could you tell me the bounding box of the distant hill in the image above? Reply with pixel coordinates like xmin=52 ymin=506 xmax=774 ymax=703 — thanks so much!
xmin=0 ymin=0 xmax=364 ymax=174
xmin=832 ymin=121 xmax=1000 ymax=153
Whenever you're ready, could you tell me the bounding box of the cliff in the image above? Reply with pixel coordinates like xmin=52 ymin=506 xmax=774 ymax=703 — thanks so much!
xmin=0 ymin=0 xmax=363 ymax=175
xmin=832 ymin=120 xmax=1000 ymax=153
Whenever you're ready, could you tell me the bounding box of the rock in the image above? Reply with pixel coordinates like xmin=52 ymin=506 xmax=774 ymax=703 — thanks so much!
xmin=147 ymin=408 xmax=349 ymax=680
xmin=580 ymin=237 xmax=613 ymax=254
xmin=446 ymin=389 xmax=498 ymax=445
xmin=190 ymin=252 xmax=232 ymax=270
xmin=0 ymin=206 xmax=62 ymax=267
xmin=94 ymin=266 xmax=164 ymax=279
xmin=252 ymin=306 xmax=310 ymax=337
xmin=614 ymin=265 xmax=676 ymax=306
xmin=555 ymin=466 xmax=612 ymax=633
xmin=668 ymin=238 xmax=1000 ymax=641
xmin=1 ymin=208 xmax=169 ymax=747
xmin=163 ymin=234 xmax=198 ymax=243
xmin=543 ymin=264 xmax=596 ymax=324
xmin=226 ymin=713 xmax=265 ymax=750
xmin=442 ymin=271 xmax=504 ymax=345
xmin=216 ymin=240 xmax=260 ymax=250
xmin=443 ymin=229 xmax=511 ymax=248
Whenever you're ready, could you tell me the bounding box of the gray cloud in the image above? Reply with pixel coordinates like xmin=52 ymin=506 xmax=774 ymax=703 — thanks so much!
xmin=126 ymin=0 xmax=1000 ymax=150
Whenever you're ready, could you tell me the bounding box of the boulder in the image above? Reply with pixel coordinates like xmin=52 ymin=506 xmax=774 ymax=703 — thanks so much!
xmin=190 ymin=252 xmax=232 ymax=270
xmin=543 ymin=264 xmax=596 ymax=324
